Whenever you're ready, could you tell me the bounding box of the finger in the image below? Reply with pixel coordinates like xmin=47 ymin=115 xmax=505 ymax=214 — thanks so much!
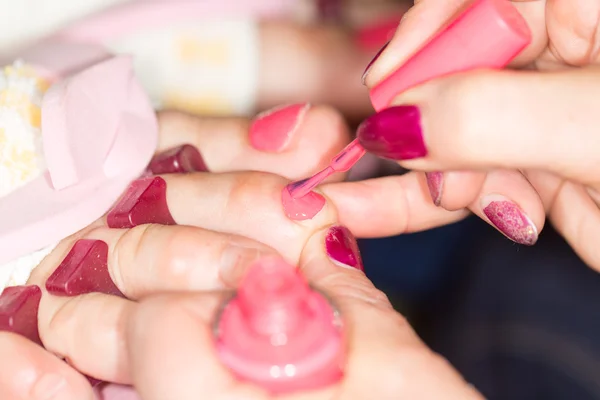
xmin=526 ymin=170 xmax=600 ymax=271
xmin=126 ymin=293 xmax=267 ymax=400
xmin=357 ymin=68 xmax=600 ymax=184
xmin=0 ymin=332 xmax=93 ymax=400
xmin=319 ymin=172 xmax=469 ymax=238
xmin=157 ymin=105 xmax=352 ymax=181
xmin=162 ymin=171 xmax=340 ymax=262
xmin=292 ymin=226 xmax=483 ymax=399
xmin=426 ymin=170 xmax=486 ymax=209
xmin=363 ymin=0 xmax=547 ymax=88
xmin=34 ymin=291 xmax=134 ymax=384
xmin=30 ymin=224 xmax=275 ymax=299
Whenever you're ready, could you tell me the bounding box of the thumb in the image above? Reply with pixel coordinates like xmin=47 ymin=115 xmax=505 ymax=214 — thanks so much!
xmin=363 ymin=0 xmax=546 ymax=88
xmin=357 ymin=67 xmax=600 ymax=184
xmin=299 ymin=226 xmax=483 ymax=400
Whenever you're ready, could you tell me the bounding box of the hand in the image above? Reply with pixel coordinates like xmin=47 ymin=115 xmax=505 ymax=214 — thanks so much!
xmin=355 ymin=0 xmax=600 ymax=269
xmin=107 ymin=252 xmax=482 ymax=400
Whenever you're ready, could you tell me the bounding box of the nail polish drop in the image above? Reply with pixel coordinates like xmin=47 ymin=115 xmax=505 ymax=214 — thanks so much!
xmin=45 ymin=239 xmax=123 ymax=297
xmin=0 ymin=285 xmax=42 ymax=345
xmin=215 ymin=257 xmax=344 ymax=394
xmin=107 ymin=176 xmax=176 ymax=228
xmin=281 ymin=185 xmax=326 ymax=221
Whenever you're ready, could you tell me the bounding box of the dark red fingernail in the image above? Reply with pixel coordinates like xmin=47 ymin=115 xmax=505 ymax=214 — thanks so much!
xmin=148 ymin=144 xmax=207 ymax=175
xmin=357 ymin=105 xmax=426 ymax=160
xmin=107 ymin=176 xmax=176 ymax=228
xmin=0 ymin=285 xmax=42 ymax=345
xmin=481 ymin=195 xmax=538 ymax=246
xmin=361 ymin=41 xmax=389 ymax=85
xmin=325 ymin=226 xmax=364 ymax=271
xmin=46 ymin=239 xmax=123 ymax=297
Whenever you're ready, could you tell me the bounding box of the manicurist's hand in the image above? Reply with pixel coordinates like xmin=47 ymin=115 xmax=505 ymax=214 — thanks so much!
xmin=349 ymin=0 xmax=600 ymax=270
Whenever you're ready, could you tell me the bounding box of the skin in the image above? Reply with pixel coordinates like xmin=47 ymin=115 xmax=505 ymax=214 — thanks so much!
xmin=1 ymin=108 xmax=473 ymax=400
xmin=362 ymin=0 xmax=600 ymax=270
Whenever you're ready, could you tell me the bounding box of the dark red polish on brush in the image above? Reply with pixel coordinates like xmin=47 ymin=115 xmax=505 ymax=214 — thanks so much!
xmin=106 ymin=176 xmax=176 ymax=228
xmin=148 ymin=144 xmax=208 ymax=175
xmin=0 ymin=285 xmax=43 ymax=345
xmin=46 ymin=239 xmax=123 ymax=297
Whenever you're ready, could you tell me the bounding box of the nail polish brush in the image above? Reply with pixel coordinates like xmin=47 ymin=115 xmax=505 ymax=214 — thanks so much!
xmin=284 ymin=0 xmax=532 ymax=206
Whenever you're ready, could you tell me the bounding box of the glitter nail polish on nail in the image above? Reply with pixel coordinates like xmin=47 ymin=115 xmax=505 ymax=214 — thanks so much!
xmin=148 ymin=144 xmax=207 ymax=174
xmin=107 ymin=176 xmax=176 ymax=228
xmin=0 ymin=285 xmax=42 ymax=345
xmin=482 ymin=198 xmax=538 ymax=246
xmin=357 ymin=105 xmax=427 ymax=160
xmin=426 ymin=172 xmax=444 ymax=206
xmin=325 ymin=226 xmax=364 ymax=271
xmin=46 ymin=239 xmax=123 ymax=297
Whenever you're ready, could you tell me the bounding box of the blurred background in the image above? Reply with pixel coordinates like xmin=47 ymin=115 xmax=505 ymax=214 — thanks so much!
xmin=4 ymin=0 xmax=600 ymax=398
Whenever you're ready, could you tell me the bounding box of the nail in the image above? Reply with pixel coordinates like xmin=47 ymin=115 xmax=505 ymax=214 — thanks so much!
xmin=481 ymin=194 xmax=538 ymax=246
xmin=325 ymin=226 xmax=364 ymax=271
xmin=426 ymin=172 xmax=444 ymax=206
xmin=148 ymin=144 xmax=208 ymax=175
xmin=0 ymin=285 xmax=42 ymax=345
xmin=249 ymin=103 xmax=310 ymax=152
xmin=357 ymin=105 xmax=426 ymax=160
xmin=31 ymin=374 xmax=71 ymax=400
xmin=107 ymin=176 xmax=176 ymax=228
xmin=317 ymin=0 xmax=343 ymax=20
xmin=45 ymin=239 xmax=123 ymax=297
xmin=361 ymin=42 xmax=389 ymax=85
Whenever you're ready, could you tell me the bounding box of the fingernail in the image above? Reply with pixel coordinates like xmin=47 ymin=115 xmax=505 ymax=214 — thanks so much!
xmin=426 ymin=172 xmax=444 ymax=206
xmin=481 ymin=195 xmax=538 ymax=246
xmin=148 ymin=144 xmax=208 ymax=175
xmin=31 ymin=374 xmax=70 ymax=400
xmin=220 ymin=245 xmax=268 ymax=287
xmin=361 ymin=41 xmax=389 ymax=85
xmin=317 ymin=0 xmax=342 ymax=20
xmin=46 ymin=239 xmax=123 ymax=297
xmin=325 ymin=226 xmax=364 ymax=271
xmin=0 ymin=285 xmax=42 ymax=345
xmin=249 ymin=103 xmax=310 ymax=152
xmin=107 ymin=176 xmax=176 ymax=228
xmin=357 ymin=105 xmax=426 ymax=160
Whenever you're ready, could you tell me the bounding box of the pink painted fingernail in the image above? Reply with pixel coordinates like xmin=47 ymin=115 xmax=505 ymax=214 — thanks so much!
xmin=426 ymin=172 xmax=444 ymax=206
xmin=249 ymin=103 xmax=310 ymax=152
xmin=107 ymin=176 xmax=176 ymax=228
xmin=361 ymin=41 xmax=389 ymax=85
xmin=46 ymin=239 xmax=123 ymax=297
xmin=481 ymin=195 xmax=538 ymax=246
xmin=0 ymin=285 xmax=42 ymax=345
xmin=148 ymin=144 xmax=208 ymax=175
xmin=325 ymin=226 xmax=364 ymax=271
xmin=357 ymin=105 xmax=426 ymax=160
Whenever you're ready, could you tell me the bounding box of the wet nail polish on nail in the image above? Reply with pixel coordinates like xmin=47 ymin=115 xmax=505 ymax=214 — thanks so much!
xmin=107 ymin=176 xmax=176 ymax=228
xmin=357 ymin=105 xmax=426 ymax=160
xmin=361 ymin=42 xmax=389 ymax=85
xmin=426 ymin=172 xmax=444 ymax=206
xmin=148 ymin=144 xmax=207 ymax=175
xmin=0 ymin=285 xmax=42 ymax=345
xmin=325 ymin=226 xmax=364 ymax=271
xmin=482 ymin=195 xmax=538 ymax=246
xmin=46 ymin=239 xmax=123 ymax=297
xmin=249 ymin=103 xmax=310 ymax=152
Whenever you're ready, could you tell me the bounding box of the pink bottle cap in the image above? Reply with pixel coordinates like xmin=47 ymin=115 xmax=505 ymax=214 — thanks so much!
xmin=369 ymin=0 xmax=531 ymax=111
xmin=215 ymin=258 xmax=344 ymax=394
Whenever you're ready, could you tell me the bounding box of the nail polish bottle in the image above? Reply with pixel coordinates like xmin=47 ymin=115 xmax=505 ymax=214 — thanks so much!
xmin=214 ymin=258 xmax=345 ymax=394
